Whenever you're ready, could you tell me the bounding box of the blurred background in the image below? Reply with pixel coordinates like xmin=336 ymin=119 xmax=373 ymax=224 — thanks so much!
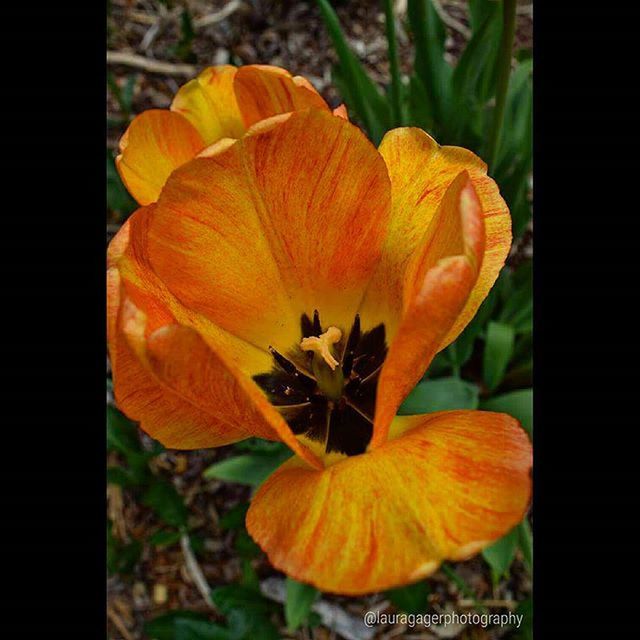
xmin=107 ymin=2 xmax=533 ymax=639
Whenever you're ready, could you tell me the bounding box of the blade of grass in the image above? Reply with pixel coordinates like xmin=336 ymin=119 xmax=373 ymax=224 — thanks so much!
xmin=316 ymin=0 xmax=389 ymax=142
xmin=486 ymin=0 xmax=518 ymax=168
xmin=383 ymin=0 xmax=404 ymax=125
xmin=407 ymin=0 xmax=451 ymax=128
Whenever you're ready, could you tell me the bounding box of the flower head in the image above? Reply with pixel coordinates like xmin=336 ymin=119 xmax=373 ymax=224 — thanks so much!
xmin=108 ymin=69 xmax=531 ymax=595
xmin=116 ymin=64 xmax=347 ymax=206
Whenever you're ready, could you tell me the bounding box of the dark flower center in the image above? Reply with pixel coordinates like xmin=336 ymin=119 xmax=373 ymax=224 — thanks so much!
xmin=253 ymin=311 xmax=387 ymax=456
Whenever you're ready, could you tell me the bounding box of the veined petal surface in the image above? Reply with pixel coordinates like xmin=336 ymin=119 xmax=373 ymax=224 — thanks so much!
xmin=247 ymin=410 xmax=532 ymax=595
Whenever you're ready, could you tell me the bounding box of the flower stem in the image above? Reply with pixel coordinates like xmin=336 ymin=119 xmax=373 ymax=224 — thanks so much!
xmin=486 ymin=0 xmax=518 ymax=169
xmin=383 ymin=0 xmax=404 ymax=126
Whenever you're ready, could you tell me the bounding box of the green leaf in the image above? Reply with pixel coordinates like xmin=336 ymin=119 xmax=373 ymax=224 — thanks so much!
xmin=143 ymin=478 xmax=188 ymax=528
xmin=149 ymin=529 xmax=183 ymax=548
xmin=234 ymin=529 xmax=261 ymax=559
xmin=448 ymin=286 xmax=500 ymax=369
xmin=144 ymin=611 xmax=218 ymax=640
xmin=240 ymin=559 xmax=260 ymax=591
xmin=210 ymin=585 xmax=277 ymax=617
xmin=170 ymin=9 xmax=196 ymax=63
xmin=204 ymin=449 xmax=291 ymax=487
xmin=107 ymin=149 xmax=136 ymax=217
xmin=106 ymin=404 xmax=140 ymax=455
xmin=513 ymin=596 xmax=533 ymax=640
xmin=407 ymin=0 xmax=452 ymax=130
xmin=480 ymin=388 xmax=533 ymax=437
xmin=386 ymin=580 xmax=430 ymax=614
xmin=107 ymin=521 xmax=142 ymax=575
xmin=518 ymin=518 xmax=533 ymax=571
xmin=220 ymin=503 xmax=250 ymax=531
xmin=451 ymin=1 xmax=502 ymax=139
xmin=285 ymin=578 xmax=320 ymax=631
xmin=398 ymin=377 xmax=479 ymax=415
xmin=316 ymin=0 xmax=391 ymax=142
xmin=482 ymin=526 xmax=518 ymax=583
xmin=106 ymin=466 xmax=139 ymax=487
xmin=482 ymin=321 xmax=515 ymax=392
xmin=498 ymin=263 xmax=532 ymax=334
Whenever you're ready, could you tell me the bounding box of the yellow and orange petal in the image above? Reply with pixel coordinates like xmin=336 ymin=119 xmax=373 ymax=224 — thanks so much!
xmin=115 ymin=110 xmax=205 ymax=206
xmin=247 ymin=410 xmax=532 ymax=595
xmin=171 ymin=65 xmax=245 ymax=144
xmin=359 ymin=127 xmax=511 ymax=345
xmin=146 ymin=108 xmax=391 ymax=351
xmin=371 ymin=173 xmax=485 ymax=447
xmin=117 ymin=65 xmax=342 ymax=206
xmin=234 ymin=65 xmax=330 ymax=128
xmin=108 ymin=209 xmax=322 ymax=466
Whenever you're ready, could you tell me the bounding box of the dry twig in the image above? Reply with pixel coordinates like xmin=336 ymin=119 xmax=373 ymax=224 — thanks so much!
xmin=180 ymin=533 xmax=216 ymax=611
xmin=107 ymin=51 xmax=196 ymax=76
xmin=194 ymin=0 xmax=243 ymax=29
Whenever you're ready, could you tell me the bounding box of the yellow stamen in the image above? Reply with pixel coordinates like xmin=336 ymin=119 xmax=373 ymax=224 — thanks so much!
xmin=300 ymin=326 xmax=342 ymax=370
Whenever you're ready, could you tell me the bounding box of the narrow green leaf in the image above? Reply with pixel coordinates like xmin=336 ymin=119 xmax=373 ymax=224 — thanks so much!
xmin=285 ymin=578 xmax=320 ymax=632
xmin=316 ymin=0 xmax=390 ymax=142
xmin=451 ymin=1 xmax=502 ymax=138
xmin=203 ymin=450 xmax=291 ymax=487
xmin=407 ymin=0 xmax=452 ymax=129
xmin=399 ymin=377 xmax=479 ymax=415
xmin=482 ymin=526 xmax=518 ymax=583
xmin=386 ymin=580 xmax=430 ymax=614
xmin=481 ymin=388 xmax=533 ymax=437
xmin=485 ymin=0 xmax=519 ymax=168
xmin=482 ymin=321 xmax=515 ymax=392
xmin=383 ymin=0 xmax=404 ymax=125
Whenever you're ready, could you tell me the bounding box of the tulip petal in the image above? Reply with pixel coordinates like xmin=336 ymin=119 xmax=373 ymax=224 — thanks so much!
xmin=116 ymin=110 xmax=205 ymax=206
xmin=147 ymin=109 xmax=391 ymax=350
xmin=108 ymin=209 xmax=323 ymax=467
xmin=371 ymin=174 xmax=485 ymax=447
xmin=171 ymin=65 xmax=245 ymax=144
xmin=247 ymin=410 xmax=532 ymax=595
xmin=361 ymin=128 xmax=511 ymax=345
xmin=234 ymin=65 xmax=330 ymax=128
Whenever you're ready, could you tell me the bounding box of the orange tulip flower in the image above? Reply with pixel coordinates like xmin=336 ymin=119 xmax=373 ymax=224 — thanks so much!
xmin=108 ymin=72 xmax=532 ymax=595
xmin=115 ymin=64 xmax=347 ymax=206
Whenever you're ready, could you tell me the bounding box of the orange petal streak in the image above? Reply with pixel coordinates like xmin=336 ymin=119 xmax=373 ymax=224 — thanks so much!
xmin=147 ymin=110 xmax=391 ymax=348
xmin=247 ymin=410 xmax=532 ymax=595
